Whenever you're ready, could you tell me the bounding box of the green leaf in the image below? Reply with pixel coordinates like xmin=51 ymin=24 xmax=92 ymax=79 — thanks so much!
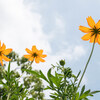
xmin=80 ymin=85 xmax=85 ymax=96
xmin=23 ymin=69 xmax=40 ymax=77
xmin=39 ymin=70 xmax=49 ymax=83
xmin=79 ymin=89 xmax=91 ymax=99
xmin=47 ymin=68 xmax=54 ymax=87
xmin=75 ymin=92 xmax=79 ymax=100
xmin=8 ymin=62 xmax=10 ymax=73
xmin=90 ymin=90 xmax=100 ymax=94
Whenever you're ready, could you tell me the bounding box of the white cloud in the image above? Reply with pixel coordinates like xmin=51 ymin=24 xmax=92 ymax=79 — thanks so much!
xmin=0 ymin=0 xmax=51 ymax=55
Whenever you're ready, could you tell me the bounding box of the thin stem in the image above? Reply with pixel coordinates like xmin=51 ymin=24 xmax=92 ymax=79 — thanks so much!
xmin=63 ymin=67 xmax=67 ymax=100
xmin=7 ymin=93 xmax=11 ymax=100
xmin=71 ymin=36 xmax=96 ymax=100
xmin=77 ymin=35 xmax=96 ymax=91
xmin=77 ymin=41 xmax=95 ymax=90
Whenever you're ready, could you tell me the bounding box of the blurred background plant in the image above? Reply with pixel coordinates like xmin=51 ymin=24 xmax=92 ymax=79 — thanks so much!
xmin=0 ymin=51 xmax=44 ymax=100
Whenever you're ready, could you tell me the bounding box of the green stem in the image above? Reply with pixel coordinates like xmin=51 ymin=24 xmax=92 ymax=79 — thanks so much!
xmin=72 ymin=36 xmax=96 ymax=100
xmin=7 ymin=93 xmax=11 ymax=100
xmin=63 ymin=68 xmax=67 ymax=100
xmin=77 ymin=41 xmax=95 ymax=90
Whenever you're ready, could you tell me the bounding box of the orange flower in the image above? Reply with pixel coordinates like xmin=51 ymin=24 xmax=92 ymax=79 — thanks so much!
xmin=79 ymin=16 xmax=100 ymax=44
xmin=24 ymin=45 xmax=47 ymax=63
xmin=0 ymin=41 xmax=12 ymax=66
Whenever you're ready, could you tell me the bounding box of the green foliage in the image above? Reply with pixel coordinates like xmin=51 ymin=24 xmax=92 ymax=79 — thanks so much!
xmin=0 ymin=51 xmax=44 ymax=100
xmin=25 ymin=60 xmax=100 ymax=100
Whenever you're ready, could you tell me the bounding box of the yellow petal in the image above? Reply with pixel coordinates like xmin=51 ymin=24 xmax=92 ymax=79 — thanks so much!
xmin=81 ymin=33 xmax=92 ymax=41
xmin=25 ymin=48 xmax=32 ymax=54
xmin=97 ymin=34 xmax=100 ymax=45
xmin=39 ymin=58 xmax=45 ymax=62
xmin=32 ymin=45 xmax=37 ymax=52
xmin=96 ymin=20 xmax=100 ymax=29
xmin=1 ymin=43 xmax=6 ymax=50
xmin=29 ymin=57 xmax=34 ymax=61
xmin=89 ymin=35 xmax=95 ymax=43
xmin=41 ymin=54 xmax=47 ymax=58
xmin=2 ymin=55 xmax=11 ymax=61
xmin=86 ymin=16 xmax=95 ymax=28
xmin=24 ymin=55 xmax=31 ymax=59
xmin=3 ymin=49 xmax=12 ymax=55
xmin=39 ymin=49 xmax=43 ymax=54
xmin=35 ymin=58 xmax=40 ymax=63
xmin=79 ymin=26 xmax=90 ymax=33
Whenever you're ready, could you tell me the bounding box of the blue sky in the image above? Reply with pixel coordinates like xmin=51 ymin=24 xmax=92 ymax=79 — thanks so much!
xmin=0 ymin=0 xmax=100 ymax=99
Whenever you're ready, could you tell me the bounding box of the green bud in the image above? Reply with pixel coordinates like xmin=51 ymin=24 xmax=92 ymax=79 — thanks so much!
xmin=59 ymin=59 xmax=65 ymax=66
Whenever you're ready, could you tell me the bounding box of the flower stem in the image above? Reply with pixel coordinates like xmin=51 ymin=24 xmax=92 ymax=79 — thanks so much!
xmin=72 ymin=36 xmax=96 ymax=100
xmin=7 ymin=93 xmax=11 ymax=100
xmin=77 ymin=40 xmax=95 ymax=90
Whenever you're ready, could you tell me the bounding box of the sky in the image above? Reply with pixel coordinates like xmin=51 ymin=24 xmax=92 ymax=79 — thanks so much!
xmin=0 ymin=0 xmax=100 ymax=99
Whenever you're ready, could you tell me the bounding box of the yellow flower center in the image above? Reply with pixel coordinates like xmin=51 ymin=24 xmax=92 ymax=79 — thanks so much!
xmin=32 ymin=53 xmax=38 ymax=57
xmin=90 ymin=26 xmax=100 ymax=37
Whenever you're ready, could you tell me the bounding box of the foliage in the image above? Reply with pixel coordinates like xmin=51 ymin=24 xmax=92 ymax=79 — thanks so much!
xmin=25 ymin=60 xmax=100 ymax=100
xmin=0 ymin=51 xmax=44 ymax=100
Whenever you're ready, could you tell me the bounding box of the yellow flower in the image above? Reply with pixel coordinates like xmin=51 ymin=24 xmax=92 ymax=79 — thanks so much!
xmin=0 ymin=41 xmax=12 ymax=66
xmin=24 ymin=45 xmax=47 ymax=63
xmin=79 ymin=16 xmax=100 ymax=44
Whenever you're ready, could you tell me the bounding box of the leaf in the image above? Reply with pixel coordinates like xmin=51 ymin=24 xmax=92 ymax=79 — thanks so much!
xmin=90 ymin=90 xmax=100 ymax=94
xmin=80 ymin=85 xmax=85 ymax=96
xmin=7 ymin=62 xmax=11 ymax=80
xmin=47 ymin=68 xmax=54 ymax=87
xmin=39 ymin=70 xmax=49 ymax=83
xmin=75 ymin=92 xmax=79 ymax=100
xmin=23 ymin=69 xmax=40 ymax=77
xmin=79 ymin=89 xmax=91 ymax=99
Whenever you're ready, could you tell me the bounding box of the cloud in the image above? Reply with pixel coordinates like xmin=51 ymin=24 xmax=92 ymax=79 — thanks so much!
xmin=0 ymin=0 xmax=51 ymax=55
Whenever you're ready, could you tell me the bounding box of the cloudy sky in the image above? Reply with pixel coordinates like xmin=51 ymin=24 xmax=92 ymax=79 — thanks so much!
xmin=0 ymin=0 xmax=100 ymax=99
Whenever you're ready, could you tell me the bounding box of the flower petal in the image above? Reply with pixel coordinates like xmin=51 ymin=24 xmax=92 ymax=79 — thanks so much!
xmin=3 ymin=49 xmax=12 ymax=55
xmin=96 ymin=20 xmax=100 ymax=29
xmin=86 ymin=16 xmax=95 ymax=28
xmin=89 ymin=35 xmax=95 ymax=43
xmin=97 ymin=34 xmax=100 ymax=45
xmin=29 ymin=57 xmax=34 ymax=61
xmin=2 ymin=55 xmax=11 ymax=61
xmin=81 ymin=33 xmax=92 ymax=41
xmin=32 ymin=45 xmax=37 ymax=52
xmin=1 ymin=43 xmax=6 ymax=50
xmin=35 ymin=58 xmax=40 ymax=63
xmin=79 ymin=26 xmax=90 ymax=33
xmin=24 ymin=55 xmax=31 ymax=59
xmin=39 ymin=49 xmax=43 ymax=54
xmin=39 ymin=58 xmax=45 ymax=62
xmin=25 ymin=48 xmax=32 ymax=54
xmin=41 ymin=54 xmax=47 ymax=58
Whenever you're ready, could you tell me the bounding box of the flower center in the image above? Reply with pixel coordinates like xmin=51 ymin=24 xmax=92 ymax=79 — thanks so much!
xmin=32 ymin=53 xmax=38 ymax=57
xmin=90 ymin=26 xmax=100 ymax=37
xmin=0 ymin=51 xmax=2 ymax=56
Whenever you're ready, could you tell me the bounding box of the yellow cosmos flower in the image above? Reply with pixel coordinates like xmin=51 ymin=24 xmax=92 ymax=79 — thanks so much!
xmin=24 ymin=45 xmax=47 ymax=63
xmin=79 ymin=16 xmax=100 ymax=44
xmin=0 ymin=41 xmax=12 ymax=66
